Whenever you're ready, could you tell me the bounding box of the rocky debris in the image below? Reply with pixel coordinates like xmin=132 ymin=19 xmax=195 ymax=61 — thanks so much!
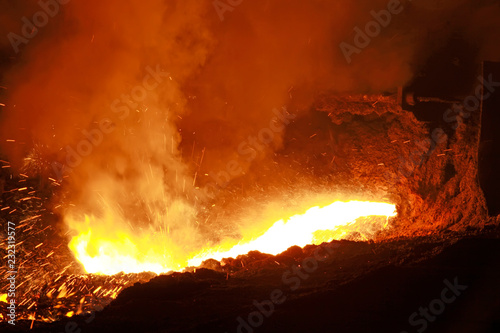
xmin=5 ymin=225 xmax=500 ymax=333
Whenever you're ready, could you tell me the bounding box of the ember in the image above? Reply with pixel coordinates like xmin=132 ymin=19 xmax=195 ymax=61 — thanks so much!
xmin=68 ymin=200 xmax=396 ymax=275
xmin=1 ymin=0 xmax=500 ymax=332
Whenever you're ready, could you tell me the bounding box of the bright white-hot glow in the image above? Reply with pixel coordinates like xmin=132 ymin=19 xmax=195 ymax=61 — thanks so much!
xmin=68 ymin=200 xmax=397 ymax=275
xmin=187 ymin=201 xmax=396 ymax=266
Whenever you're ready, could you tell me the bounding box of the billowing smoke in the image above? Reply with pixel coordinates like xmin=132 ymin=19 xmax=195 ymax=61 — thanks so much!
xmin=0 ymin=0 xmax=219 ymax=266
xmin=0 ymin=0 xmax=499 ymax=268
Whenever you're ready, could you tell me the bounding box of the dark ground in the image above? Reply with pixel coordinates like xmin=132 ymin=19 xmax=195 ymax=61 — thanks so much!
xmin=3 ymin=224 xmax=500 ymax=333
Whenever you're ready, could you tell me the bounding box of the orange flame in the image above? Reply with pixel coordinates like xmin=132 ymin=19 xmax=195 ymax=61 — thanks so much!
xmin=68 ymin=200 xmax=396 ymax=275
xmin=188 ymin=201 xmax=396 ymax=266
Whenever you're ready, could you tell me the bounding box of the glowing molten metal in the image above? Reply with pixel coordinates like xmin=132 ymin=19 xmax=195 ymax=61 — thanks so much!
xmin=69 ymin=201 xmax=396 ymax=275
